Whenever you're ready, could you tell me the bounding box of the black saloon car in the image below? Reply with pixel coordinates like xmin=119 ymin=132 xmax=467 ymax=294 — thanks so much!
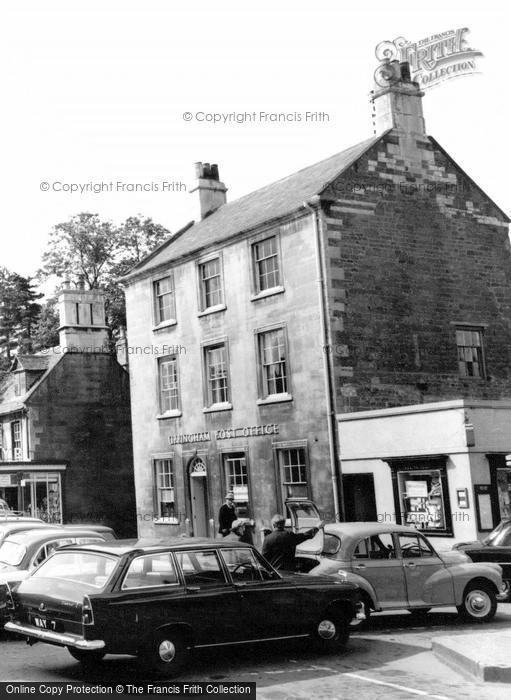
xmin=453 ymin=519 xmax=511 ymax=599
xmin=5 ymin=538 xmax=362 ymax=677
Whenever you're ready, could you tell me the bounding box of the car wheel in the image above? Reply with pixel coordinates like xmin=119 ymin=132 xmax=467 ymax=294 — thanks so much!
xmin=311 ymin=614 xmax=350 ymax=653
xmin=139 ymin=630 xmax=190 ymax=677
xmin=457 ymin=584 xmax=497 ymax=623
xmin=67 ymin=648 xmax=105 ymax=667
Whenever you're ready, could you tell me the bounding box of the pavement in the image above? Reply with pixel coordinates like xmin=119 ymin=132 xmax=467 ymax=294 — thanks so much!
xmin=432 ymin=630 xmax=511 ymax=683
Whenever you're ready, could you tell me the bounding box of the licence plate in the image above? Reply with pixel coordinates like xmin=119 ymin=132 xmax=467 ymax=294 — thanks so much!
xmin=33 ymin=616 xmax=55 ymax=630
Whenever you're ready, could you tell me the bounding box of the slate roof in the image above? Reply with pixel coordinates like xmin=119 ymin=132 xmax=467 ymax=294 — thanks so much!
xmin=11 ymin=355 xmax=51 ymax=372
xmin=124 ymin=133 xmax=385 ymax=279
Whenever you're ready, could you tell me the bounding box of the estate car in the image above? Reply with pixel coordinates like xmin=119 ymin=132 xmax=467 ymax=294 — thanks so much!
xmin=6 ymin=538 xmax=362 ymax=677
xmin=295 ymin=522 xmax=506 ymax=622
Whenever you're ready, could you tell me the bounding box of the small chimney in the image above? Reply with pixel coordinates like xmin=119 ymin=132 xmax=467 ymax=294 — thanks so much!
xmin=57 ymin=283 xmax=109 ymax=352
xmin=371 ymin=60 xmax=426 ymax=138
xmin=191 ymin=162 xmax=227 ymax=219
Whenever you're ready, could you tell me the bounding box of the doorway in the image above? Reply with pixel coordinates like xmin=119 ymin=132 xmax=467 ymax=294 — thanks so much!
xmin=343 ymin=473 xmax=377 ymax=521
xmin=189 ymin=456 xmax=209 ymax=537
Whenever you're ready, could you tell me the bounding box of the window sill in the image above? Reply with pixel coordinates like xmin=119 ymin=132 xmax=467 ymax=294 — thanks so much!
xmin=257 ymin=393 xmax=293 ymax=405
xmin=250 ymin=286 xmax=285 ymax=302
xmin=156 ymin=410 xmax=182 ymax=420
xmin=153 ymin=518 xmax=179 ymax=525
xmin=203 ymin=402 xmax=233 ymax=413
xmin=198 ymin=303 xmax=227 ymax=317
xmin=152 ymin=320 xmax=177 ymax=332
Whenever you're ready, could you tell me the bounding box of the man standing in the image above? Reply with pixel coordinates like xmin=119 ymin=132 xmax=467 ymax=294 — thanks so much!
xmin=218 ymin=492 xmax=237 ymax=537
xmin=262 ymin=513 xmax=324 ymax=571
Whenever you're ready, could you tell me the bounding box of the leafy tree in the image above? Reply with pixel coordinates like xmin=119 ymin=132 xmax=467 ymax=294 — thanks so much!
xmin=37 ymin=214 xmax=170 ymax=343
xmin=31 ymin=297 xmax=60 ymax=351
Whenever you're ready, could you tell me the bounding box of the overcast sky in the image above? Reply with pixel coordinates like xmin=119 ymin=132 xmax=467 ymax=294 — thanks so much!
xmin=1 ymin=1 xmax=508 ymax=278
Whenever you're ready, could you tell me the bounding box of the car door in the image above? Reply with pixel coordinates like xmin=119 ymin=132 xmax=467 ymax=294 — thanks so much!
xmin=351 ymin=533 xmax=408 ymax=609
xmin=220 ymin=547 xmax=306 ymax=639
xmin=397 ymin=532 xmax=455 ymax=607
xmin=174 ymin=549 xmax=243 ymax=646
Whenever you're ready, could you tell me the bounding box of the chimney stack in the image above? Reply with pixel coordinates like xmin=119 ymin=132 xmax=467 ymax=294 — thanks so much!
xmin=191 ymin=162 xmax=227 ymax=219
xmin=371 ymin=60 xmax=426 ymax=138
xmin=57 ymin=282 xmax=109 ymax=352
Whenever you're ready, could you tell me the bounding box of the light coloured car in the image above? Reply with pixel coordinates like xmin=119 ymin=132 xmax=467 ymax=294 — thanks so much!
xmin=295 ymin=522 xmax=506 ymax=623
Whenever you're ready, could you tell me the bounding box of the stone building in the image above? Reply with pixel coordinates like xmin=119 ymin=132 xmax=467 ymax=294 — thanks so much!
xmin=123 ymin=61 xmax=510 ymax=546
xmin=0 ymin=283 xmax=137 ymax=536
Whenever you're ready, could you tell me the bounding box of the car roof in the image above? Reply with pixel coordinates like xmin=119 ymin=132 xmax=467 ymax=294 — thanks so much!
xmin=2 ymin=528 xmax=107 ymax=546
xmin=0 ymin=516 xmax=43 ymax=524
xmin=325 ymin=522 xmax=421 ymax=536
xmin=53 ymin=537 xmax=257 ymax=557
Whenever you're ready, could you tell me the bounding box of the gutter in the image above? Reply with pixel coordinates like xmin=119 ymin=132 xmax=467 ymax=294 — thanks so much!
xmin=304 ymin=196 xmax=344 ymax=521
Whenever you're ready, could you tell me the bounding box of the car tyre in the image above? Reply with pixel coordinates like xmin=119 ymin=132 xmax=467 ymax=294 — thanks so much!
xmin=457 ymin=583 xmax=497 ymax=623
xmin=67 ymin=648 xmax=105 ymax=667
xmin=139 ymin=630 xmax=190 ymax=677
xmin=311 ymin=613 xmax=350 ymax=653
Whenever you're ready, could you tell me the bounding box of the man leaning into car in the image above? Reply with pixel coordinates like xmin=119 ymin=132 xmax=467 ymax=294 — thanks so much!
xmin=262 ymin=513 xmax=324 ymax=571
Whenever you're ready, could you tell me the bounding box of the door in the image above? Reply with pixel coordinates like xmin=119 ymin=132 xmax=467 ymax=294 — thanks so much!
xmin=343 ymin=474 xmax=377 ymax=521
xmin=351 ymin=533 xmax=408 ymax=609
xmin=398 ymin=532 xmax=454 ymax=607
xmin=220 ymin=547 xmax=304 ymax=639
xmin=189 ymin=457 xmax=209 ymax=537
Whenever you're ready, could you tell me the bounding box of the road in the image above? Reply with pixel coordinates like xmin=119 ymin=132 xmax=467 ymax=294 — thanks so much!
xmin=1 ymin=605 xmax=510 ymax=699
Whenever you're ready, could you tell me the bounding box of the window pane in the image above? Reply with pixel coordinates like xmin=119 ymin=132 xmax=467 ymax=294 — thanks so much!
xmin=279 ymin=448 xmax=307 ymax=499
xmin=154 ymin=276 xmax=175 ymax=323
xmin=260 ymin=329 xmax=287 ymax=396
xmin=122 ymin=553 xmax=178 ymax=589
xmin=159 ymin=357 xmax=179 ymax=412
xmin=254 ymin=236 xmax=280 ymax=291
xmin=154 ymin=458 xmax=176 ymax=519
xmin=224 ymin=453 xmax=249 ymax=516
xmin=205 ymin=345 xmax=228 ymax=404
xmin=200 ymin=259 xmax=223 ymax=309
xmin=175 ymin=550 xmax=228 ymax=587
xmin=456 ymin=327 xmax=484 ymax=378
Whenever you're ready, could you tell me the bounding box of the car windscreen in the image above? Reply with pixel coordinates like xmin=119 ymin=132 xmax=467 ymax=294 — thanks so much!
xmin=0 ymin=541 xmax=26 ymax=567
xmin=31 ymin=551 xmax=117 ymax=588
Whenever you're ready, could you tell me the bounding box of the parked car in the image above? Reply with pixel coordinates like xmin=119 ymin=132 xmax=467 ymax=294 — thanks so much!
xmin=294 ymin=522 xmax=506 ymax=623
xmin=453 ymin=519 xmax=511 ymax=600
xmin=5 ymin=538 xmax=362 ymax=677
xmin=0 ymin=528 xmax=108 ymax=624
xmin=0 ymin=521 xmax=56 ymax=547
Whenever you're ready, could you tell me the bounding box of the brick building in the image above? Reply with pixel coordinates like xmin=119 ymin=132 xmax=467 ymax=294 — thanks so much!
xmin=123 ymin=61 xmax=510 ymax=546
xmin=0 ymin=283 xmax=137 ymax=536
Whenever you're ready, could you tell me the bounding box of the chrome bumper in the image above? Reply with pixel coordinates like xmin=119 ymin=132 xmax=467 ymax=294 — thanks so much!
xmin=5 ymin=621 xmax=105 ymax=650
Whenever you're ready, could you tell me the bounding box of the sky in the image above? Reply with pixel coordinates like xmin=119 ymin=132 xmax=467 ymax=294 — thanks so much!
xmin=1 ymin=1 xmax=509 ymax=279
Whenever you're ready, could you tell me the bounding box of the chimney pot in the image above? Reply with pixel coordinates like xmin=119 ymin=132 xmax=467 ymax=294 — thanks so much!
xmin=191 ymin=160 xmax=227 ymax=219
xmin=400 ymin=61 xmax=411 ymax=82
xmin=194 ymin=161 xmax=203 ymax=178
xmin=210 ymin=164 xmax=219 ymax=180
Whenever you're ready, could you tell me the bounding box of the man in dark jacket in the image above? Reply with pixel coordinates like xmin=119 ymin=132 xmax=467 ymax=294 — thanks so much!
xmin=262 ymin=513 xmax=324 ymax=571
xmin=218 ymin=492 xmax=237 ymax=536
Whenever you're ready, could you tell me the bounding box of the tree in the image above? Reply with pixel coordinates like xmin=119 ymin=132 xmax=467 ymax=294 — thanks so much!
xmin=31 ymin=297 xmax=60 ymax=351
xmin=37 ymin=214 xmax=170 ymax=343
xmin=0 ymin=267 xmax=42 ymax=365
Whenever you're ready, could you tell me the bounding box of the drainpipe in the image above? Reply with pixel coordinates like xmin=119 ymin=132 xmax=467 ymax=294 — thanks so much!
xmin=304 ymin=196 xmax=344 ymax=521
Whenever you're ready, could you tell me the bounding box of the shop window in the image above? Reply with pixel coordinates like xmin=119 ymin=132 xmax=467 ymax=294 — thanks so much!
xmin=158 ymin=356 xmax=180 ymax=414
xmin=456 ymin=326 xmax=485 ymax=378
xmin=204 ymin=344 xmax=229 ymax=406
xmin=153 ymin=458 xmax=177 ymax=522
xmin=223 ymin=453 xmax=250 ymax=517
xmin=278 ymin=447 xmax=309 ymax=500
xmin=252 ymin=235 xmax=281 ymax=293
xmin=386 ymin=458 xmax=453 ymax=536
xmin=199 ymin=257 xmax=223 ymax=310
xmin=11 ymin=421 xmax=22 ymax=461
xmin=258 ymin=328 xmax=288 ymax=397
xmin=153 ymin=275 xmax=175 ymax=325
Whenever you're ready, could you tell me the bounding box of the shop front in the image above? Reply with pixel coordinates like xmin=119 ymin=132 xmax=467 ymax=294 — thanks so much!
xmin=0 ymin=464 xmax=65 ymax=522
xmin=338 ymin=400 xmax=511 ymax=547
